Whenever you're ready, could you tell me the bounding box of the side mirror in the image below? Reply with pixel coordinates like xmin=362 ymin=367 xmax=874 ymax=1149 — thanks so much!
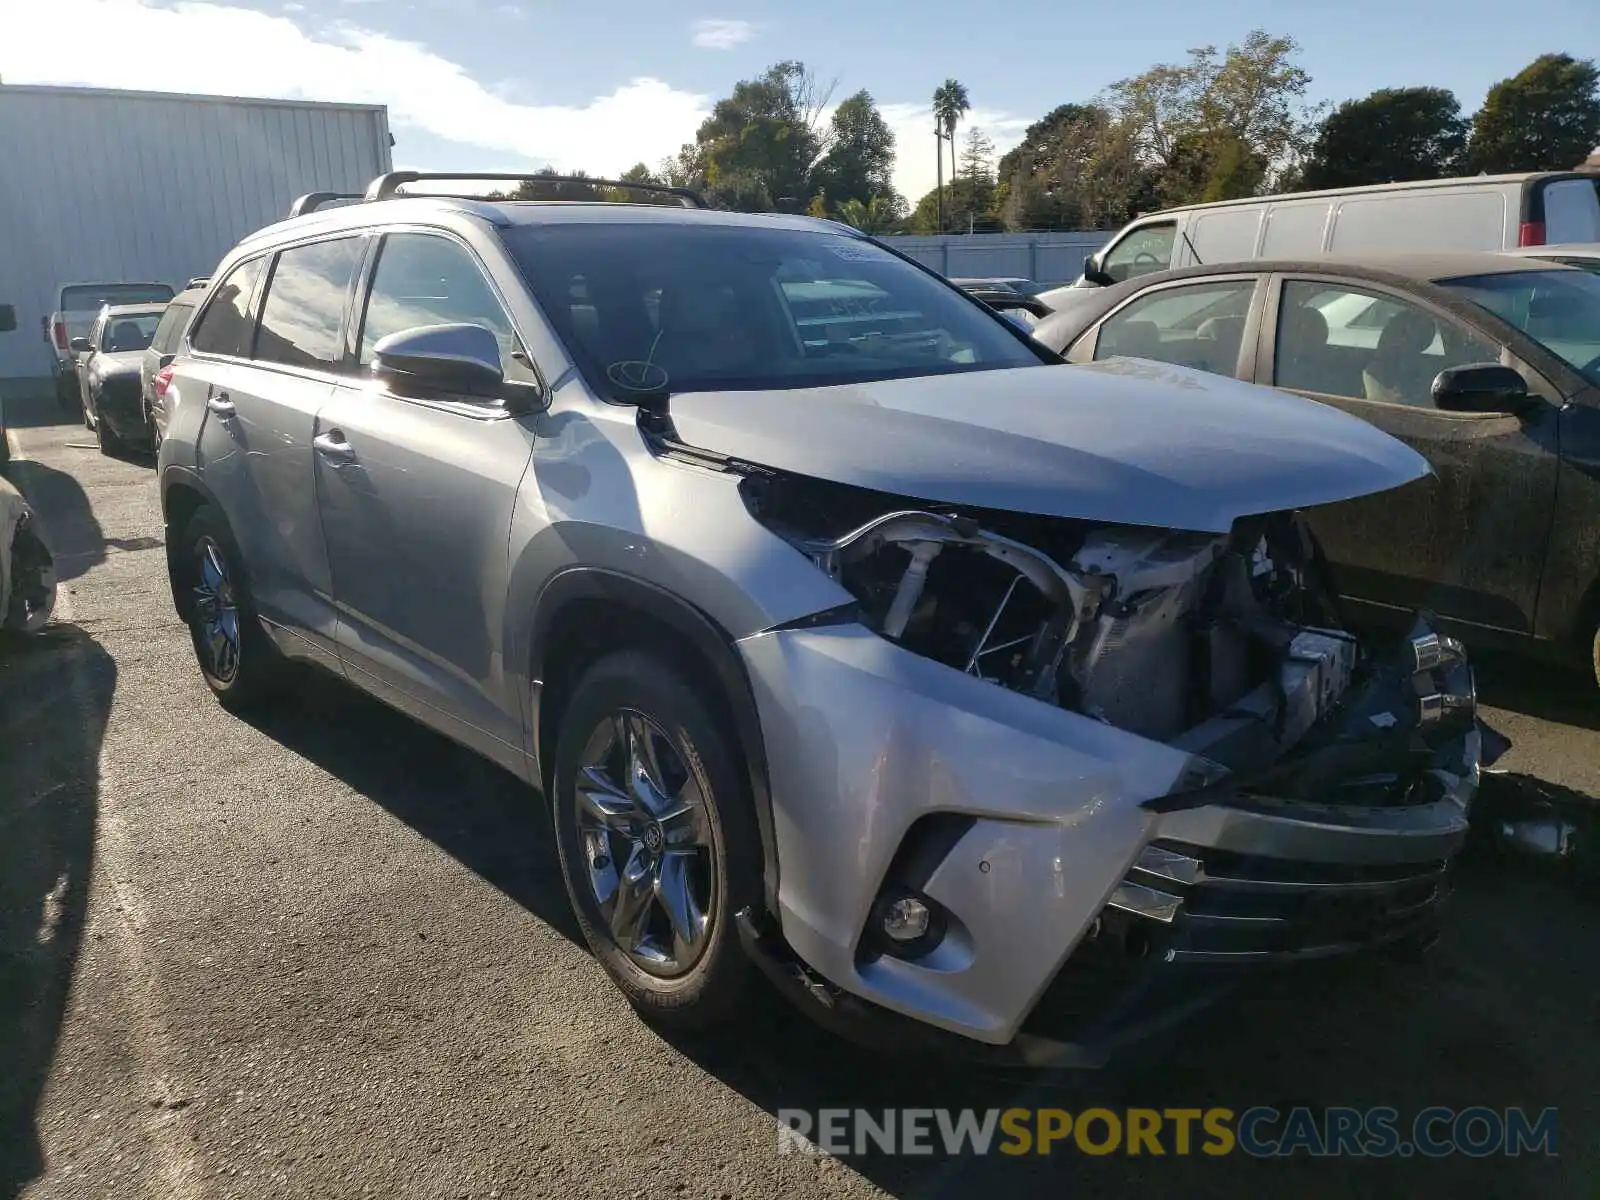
xmin=1432 ymin=362 xmax=1534 ymax=414
xmin=1081 ymin=253 xmax=1114 ymax=288
xmin=372 ymin=323 xmax=505 ymax=400
xmin=0 ymin=305 xmax=15 ymax=334
xmin=69 ymin=336 xmax=92 ymax=354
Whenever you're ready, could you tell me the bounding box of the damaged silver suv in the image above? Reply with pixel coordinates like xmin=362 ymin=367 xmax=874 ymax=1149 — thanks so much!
xmin=158 ymin=172 xmax=1488 ymax=1067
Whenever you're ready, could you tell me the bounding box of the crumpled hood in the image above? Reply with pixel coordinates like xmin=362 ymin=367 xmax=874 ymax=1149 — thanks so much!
xmin=665 ymin=359 xmax=1430 ymax=532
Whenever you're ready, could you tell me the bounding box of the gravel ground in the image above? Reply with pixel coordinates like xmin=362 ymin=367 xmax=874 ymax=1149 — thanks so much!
xmin=2 ymin=392 xmax=1596 ymax=1199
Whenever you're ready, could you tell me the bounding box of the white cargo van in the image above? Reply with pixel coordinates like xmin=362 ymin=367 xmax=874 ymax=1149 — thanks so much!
xmin=1073 ymin=171 xmax=1600 ymax=290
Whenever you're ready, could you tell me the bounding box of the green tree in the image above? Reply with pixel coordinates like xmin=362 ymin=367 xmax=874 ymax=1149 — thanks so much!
xmin=1108 ymin=29 xmax=1319 ymax=201
xmin=958 ymin=126 xmax=998 ymax=230
xmin=505 ymin=168 xmax=603 ymax=201
xmin=694 ymin=60 xmax=836 ymax=211
xmin=932 ymin=79 xmax=971 ymax=230
xmin=811 ymin=90 xmax=897 ymax=212
xmin=995 ymin=103 xmax=1153 ymax=230
xmin=1467 ymin=54 xmax=1600 ymax=172
xmin=1298 ymin=88 xmax=1467 ymax=189
xmin=837 ymin=194 xmax=906 ymax=234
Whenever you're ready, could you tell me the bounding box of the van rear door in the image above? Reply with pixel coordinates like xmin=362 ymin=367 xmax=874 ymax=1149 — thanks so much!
xmin=1530 ymin=176 xmax=1600 ymax=245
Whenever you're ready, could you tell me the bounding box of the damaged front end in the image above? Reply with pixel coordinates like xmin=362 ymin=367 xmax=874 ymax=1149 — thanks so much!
xmin=730 ymin=466 xmax=1492 ymax=1066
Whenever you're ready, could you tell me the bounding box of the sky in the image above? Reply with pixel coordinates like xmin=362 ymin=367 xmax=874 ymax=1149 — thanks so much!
xmin=1 ymin=0 xmax=1595 ymax=204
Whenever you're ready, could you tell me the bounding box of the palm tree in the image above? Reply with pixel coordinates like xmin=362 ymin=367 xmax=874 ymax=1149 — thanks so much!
xmin=838 ymin=196 xmax=900 ymax=234
xmin=932 ymin=79 xmax=971 ymax=231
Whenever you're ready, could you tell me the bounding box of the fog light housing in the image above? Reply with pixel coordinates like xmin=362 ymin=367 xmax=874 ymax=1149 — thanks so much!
xmin=867 ymin=888 xmax=947 ymax=959
xmin=882 ymin=896 xmax=931 ymax=941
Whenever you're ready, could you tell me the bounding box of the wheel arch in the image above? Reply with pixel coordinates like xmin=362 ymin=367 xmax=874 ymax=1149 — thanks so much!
xmin=160 ymin=465 xmax=220 ymax=621
xmin=528 ymin=567 xmax=780 ymax=912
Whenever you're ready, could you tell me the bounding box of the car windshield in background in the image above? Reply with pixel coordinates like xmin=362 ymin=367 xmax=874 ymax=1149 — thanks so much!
xmin=504 ymin=222 xmax=1045 ymax=400
xmin=63 ymin=283 xmax=174 ymax=311
xmin=99 ymin=312 xmax=163 ymax=352
xmin=1442 ymin=270 xmax=1600 ymax=384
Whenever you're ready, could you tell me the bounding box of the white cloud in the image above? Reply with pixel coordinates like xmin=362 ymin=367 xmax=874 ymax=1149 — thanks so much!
xmin=0 ymin=0 xmax=710 ymax=177
xmin=691 ymin=18 xmax=755 ymax=50
xmin=880 ymin=103 xmax=1031 ymax=206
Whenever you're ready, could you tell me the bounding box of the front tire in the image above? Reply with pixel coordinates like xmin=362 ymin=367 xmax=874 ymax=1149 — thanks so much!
xmin=179 ymin=504 xmax=284 ymax=710
xmin=551 ymin=651 xmax=761 ymax=1029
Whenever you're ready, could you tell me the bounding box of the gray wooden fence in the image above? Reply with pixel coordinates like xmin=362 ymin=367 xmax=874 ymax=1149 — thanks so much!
xmin=881 ymin=232 xmax=1111 ymax=287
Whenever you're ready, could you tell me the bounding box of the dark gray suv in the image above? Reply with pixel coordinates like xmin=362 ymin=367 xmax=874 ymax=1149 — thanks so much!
xmin=157 ymin=172 xmax=1488 ymax=1067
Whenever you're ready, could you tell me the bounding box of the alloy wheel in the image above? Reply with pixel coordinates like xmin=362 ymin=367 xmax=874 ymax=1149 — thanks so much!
xmin=574 ymin=710 xmax=717 ymax=977
xmin=192 ymin=536 xmax=240 ymax=684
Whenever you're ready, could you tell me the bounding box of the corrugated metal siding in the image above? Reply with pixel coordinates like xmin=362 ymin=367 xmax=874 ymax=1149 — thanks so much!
xmin=0 ymin=86 xmax=391 ymax=379
xmin=884 ymin=232 xmax=1112 ymax=288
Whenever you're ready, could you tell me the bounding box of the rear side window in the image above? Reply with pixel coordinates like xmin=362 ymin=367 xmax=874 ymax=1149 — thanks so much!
xmin=151 ymin=301 xmax=195 ymax=354
xmin=255 ymin=238 xmax=365 ymax=370
xmin=189 ymin=258 xmax=266 ymax=358
xmin=1539 ymin=179 xmax=1600 ymax=244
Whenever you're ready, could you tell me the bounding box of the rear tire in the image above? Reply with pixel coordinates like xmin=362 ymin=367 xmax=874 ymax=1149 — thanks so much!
xmin=551 ymin=650 xmax=761 ymax=1030
xmin=94 ymin=404 xmax=122 ymax=456
xmin=178 ymin=504 xmax=284 ymax=711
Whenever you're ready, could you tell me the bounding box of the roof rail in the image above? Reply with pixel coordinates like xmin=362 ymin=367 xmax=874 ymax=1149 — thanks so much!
xmin=287 ymin=191 xmax=364 ymax=218
xmin=362 ymin=171 xmax=709 ymax=210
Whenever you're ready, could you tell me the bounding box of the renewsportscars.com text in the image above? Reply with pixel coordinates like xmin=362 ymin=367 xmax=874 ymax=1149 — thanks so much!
xmin=776 ymin=1106 xmax=1558 ymax=1159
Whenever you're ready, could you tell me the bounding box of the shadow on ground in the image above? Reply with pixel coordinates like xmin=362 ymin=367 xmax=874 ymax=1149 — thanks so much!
xmin=0 ymin=626 xmax=115 ymax=1200
xmin=236 ymin=666 xmax=582 ymax=947
xmin=2 ymin=457 xmax=105 ymax=585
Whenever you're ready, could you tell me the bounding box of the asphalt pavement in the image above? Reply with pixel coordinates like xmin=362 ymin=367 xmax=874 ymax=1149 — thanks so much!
xmin=2 ymin=391 xmax=1596 ymax=1199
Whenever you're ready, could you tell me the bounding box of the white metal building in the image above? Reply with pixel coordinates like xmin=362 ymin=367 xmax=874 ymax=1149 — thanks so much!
xmin=0 ymin=84 xmax=392 ymax=382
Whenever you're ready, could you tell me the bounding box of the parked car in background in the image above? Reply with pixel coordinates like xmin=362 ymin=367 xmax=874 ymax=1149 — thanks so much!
xmin=70 ymin=302 xmax=166 ymax=454
xmin=949 ymin=276 xmax=1049 ymax=296
xmin=1064 ymin=172 xmax=1600 ymax=291
xmin=143 ymin=282 xmax=207 ymax=450
xmin=47 ymin=281 xmax=174 ymax=410
xmin=0 ymin=301 xmax=15 ymax=468
xmin=0 ymin=474 xmax=57 ymax=634
xmin=1031 ymin=252 xmax=1600 ymax=682
xmin=154 ymin=172 xmax=1486 ymax=1067
xmin=1511 ymin=243 xmax=1600 ymax=272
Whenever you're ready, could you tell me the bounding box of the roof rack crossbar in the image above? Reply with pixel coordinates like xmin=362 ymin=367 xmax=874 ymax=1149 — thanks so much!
xmin=288 ymin=191 xmax=365 ymax=218
xmin=362 ymin=171 xmax=709 ymax=209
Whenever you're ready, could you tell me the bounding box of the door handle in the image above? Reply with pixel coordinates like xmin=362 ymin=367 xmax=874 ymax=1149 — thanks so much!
xmin=313 ymin=430 xmax=357 ymax=462
xmin=206 ymin=392 xmax=236 ymax=416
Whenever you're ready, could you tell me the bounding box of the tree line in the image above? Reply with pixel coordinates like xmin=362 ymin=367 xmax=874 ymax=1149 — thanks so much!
xmin=494 ymin=36 xmax=1600 ymax=235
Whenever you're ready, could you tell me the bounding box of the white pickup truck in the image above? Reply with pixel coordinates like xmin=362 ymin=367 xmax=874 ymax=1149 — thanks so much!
xmin=47 ymin=281 xmax=174 ymax=409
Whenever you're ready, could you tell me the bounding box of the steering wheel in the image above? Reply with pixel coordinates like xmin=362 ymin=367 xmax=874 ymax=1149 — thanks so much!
xmin=1132 ymin=251 xmax=1162 ymax=268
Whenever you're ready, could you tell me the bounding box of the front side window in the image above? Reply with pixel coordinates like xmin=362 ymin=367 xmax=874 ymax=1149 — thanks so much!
xmin=503 ymin=223 xmax=1044 ymax=401
xmin=254 ymin=237 xmax=365 ymax=370
xmin=1275 ymin=280 xmax=1500 ymax=405
xmin=357 ymin=233 xmax=534 ymax=383
xmin=100 ymin=312 xmax=162 ymax=352
xmin=1099 ymin=223 xmax=1177 ymax=284
xmin=189 ymin=258 xmax=266 ymax=359
xmin=1092 ymin=280 xmax=1257 ymax=376
xmin=1441 ymin=269 xmax=1600 ymax=385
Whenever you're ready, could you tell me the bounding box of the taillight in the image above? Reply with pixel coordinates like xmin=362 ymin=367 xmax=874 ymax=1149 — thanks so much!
xmin=154 ymin=365 xmax=174 ymax=398
xmin=52 ymin=319 xmax=67 ymax=349
xmin=1518 ymin=221 xmax=1546 ymax=247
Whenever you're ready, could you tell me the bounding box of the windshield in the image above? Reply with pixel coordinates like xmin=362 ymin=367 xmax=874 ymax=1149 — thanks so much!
xmin=99 ymin=312 xmax=163 ymax=352
xmin=504 ymin=222 xmax=1046 ymax=400
xmin=63 ymin=283 xmax=174 ymax=312
xmin=1442 ymin=269 xmax=1600 ymax=384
